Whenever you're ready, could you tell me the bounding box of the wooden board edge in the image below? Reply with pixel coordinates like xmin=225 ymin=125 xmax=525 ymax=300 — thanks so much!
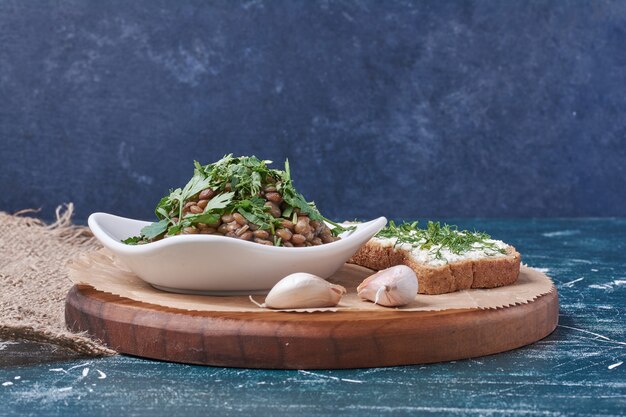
xmin=65 ymin=285 xmax=559 ymax=369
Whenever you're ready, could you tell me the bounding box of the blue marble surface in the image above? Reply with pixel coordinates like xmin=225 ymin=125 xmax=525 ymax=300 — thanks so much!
xmin=1 ymin=219 xmax=625 ymax=416
xmin=1 ymin=1 xmax=625 ymax=220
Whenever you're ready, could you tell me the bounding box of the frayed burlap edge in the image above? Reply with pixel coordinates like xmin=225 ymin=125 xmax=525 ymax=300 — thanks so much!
xmin=0 ymin=325 xmax=116 ymax=356
xmin=0 ymin=204 xmax=116 ymax=357
xmin=13 ymin=204 xmax=96 ymax=246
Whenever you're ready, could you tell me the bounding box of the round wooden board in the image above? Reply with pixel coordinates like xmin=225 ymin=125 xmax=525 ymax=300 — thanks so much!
xmin=65 ymin=284 xmax=558 ymax=369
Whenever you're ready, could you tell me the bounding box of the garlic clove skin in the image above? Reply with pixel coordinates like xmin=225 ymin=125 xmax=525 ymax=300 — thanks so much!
xmin=255 ymin=272 xmax=347 ymax=309
xmin=357 ymin=265 xmax=418 ymax=307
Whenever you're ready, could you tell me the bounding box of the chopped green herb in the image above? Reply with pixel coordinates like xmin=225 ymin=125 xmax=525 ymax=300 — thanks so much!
xmin=323 ymin=217 xmax=357 ymax=236
xmin=139 ymin=219 xmax=169 ymax=240
xmin=121 ymin=236 xmax=143 ymax=245
xmin=204 ymin=191 xmax=235 ymax=212
xmin=377 ymin=221 xmax=507 ymax=261
xmin=122 ymin=155 xmax=352 ymax=245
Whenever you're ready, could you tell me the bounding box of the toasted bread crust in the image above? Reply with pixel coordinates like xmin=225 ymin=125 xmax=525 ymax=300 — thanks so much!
xmin=349 ymin=240 xmax=521 ymax=295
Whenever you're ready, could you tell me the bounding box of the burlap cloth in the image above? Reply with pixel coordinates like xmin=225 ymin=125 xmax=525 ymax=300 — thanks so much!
xmin=0 ymin=204 xmax=115 ymax=356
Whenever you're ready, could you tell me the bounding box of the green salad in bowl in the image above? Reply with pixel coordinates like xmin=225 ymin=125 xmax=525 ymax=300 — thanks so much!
xmin=123 ymin=154 xmax=353 ymax=247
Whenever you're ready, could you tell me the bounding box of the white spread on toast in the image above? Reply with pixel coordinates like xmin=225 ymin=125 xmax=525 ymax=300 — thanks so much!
xmin=373 ymin=236 xmax=509 ymax=267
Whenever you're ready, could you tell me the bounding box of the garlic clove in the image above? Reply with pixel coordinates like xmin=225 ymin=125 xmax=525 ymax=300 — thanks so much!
xmin=251 ymin=272 xmax=347 ymax=309
xmin=357 ymin=265 xmax=418 ymax=307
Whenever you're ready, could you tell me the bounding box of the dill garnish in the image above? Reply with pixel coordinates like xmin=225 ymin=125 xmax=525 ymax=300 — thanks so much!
xmin=376 ymin=221 xmax=507 ymax=261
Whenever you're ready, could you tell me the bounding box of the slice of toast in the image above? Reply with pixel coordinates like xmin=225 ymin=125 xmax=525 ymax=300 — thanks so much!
xmin=350 ymin=238 xmax=521 ymax=295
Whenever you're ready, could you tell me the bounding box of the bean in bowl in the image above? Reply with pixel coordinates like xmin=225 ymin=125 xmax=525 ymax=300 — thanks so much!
xmin=122 ymin=155 xmax=353 ymax=247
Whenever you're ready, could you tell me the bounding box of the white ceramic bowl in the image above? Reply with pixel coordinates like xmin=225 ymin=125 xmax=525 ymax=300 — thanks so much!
xmin=88 ymin=213 xmax=387 ymax=295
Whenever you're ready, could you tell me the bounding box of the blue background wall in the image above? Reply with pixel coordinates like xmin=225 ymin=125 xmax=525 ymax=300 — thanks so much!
xmin=1 ymin=0 xmax=625 ymax=221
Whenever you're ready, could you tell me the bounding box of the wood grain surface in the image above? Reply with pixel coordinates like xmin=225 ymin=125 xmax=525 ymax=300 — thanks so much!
xmin=65 ymin=284 xmax=559 ymax=369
